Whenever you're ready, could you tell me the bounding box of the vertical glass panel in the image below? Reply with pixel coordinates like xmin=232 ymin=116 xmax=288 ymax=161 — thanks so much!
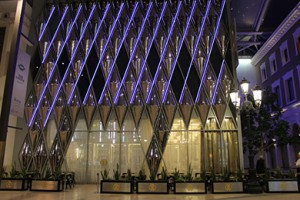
xmin=188 ymin=131 xmax=201 ymax=174
xmin=138 ymin=115 xmax=153 ymax=158
xmin=222 ymin=131 xmax=239 ymax=172
xmin=164 ymin=131 xmax=188 ymax=173
xmin=46 ymin=119 xmax=57 ymax=150
xmin=120 ymin=131 xmax=145 ymax=176
xmin=65 ymin=130 xmax=88 ymax=183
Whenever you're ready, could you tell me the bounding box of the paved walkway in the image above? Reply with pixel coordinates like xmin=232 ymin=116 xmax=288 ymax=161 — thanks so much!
xmin=0 ymin=184 xmax=299 ymax=200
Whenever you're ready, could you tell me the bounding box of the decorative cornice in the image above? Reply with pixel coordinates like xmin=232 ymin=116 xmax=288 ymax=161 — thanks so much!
xmin=251 ymin=3 xmax=300 ymax=66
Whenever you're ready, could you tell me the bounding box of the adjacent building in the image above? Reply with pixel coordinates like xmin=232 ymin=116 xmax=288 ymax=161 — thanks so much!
xmin=252 ymin=3 xmax=300 ymax=168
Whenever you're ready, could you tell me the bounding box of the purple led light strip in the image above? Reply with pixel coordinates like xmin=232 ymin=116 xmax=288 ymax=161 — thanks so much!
xmin=211 ymin=60 xmax=225 ymax=104
xmin=195 ymin=0 xmax=226 ymax=103
xmin=29 ymin=5 xmax=74 ymax=127
xmin=179 ymin=0 xmax=212 ymax=104
xmin=42 ymin=6 xmax=69 ymax=64
xmin=129 ymin=2 xmax=167 ymax=104
xmin=97 ymin=3 xmax=139 ymax=104
xmin=113 ymin=3 xmax=153 ymax=105
xmin=43 ymin=5 xmax=110 ymax=126
xmin=162 ymin=1 xmax=197 ymax=103
xmin=38 ymin=6 xmax=56 ymax=41
xmin=38 ymin=5 xmax=85 ymax=127
xmin=74 ymin=3 xmax=124 ymax=105
xmin=70 ymin=2 xmax=119 ymax=105
xmin=145 ymin=2 xmax=182 ymax=104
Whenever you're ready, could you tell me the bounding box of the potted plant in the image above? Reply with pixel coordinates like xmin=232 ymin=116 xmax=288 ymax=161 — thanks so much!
xmin=265 ymin=168 xmax=298 ymax=193
xmin=173 ymin=164 xmax=207 ymax=194
xmin=212 ymin=167 xmax=245 ymax=193
xmin=0 ymin=163 xmax=28 ymax=191
xmin=100 ymin=164 xmax=133 ymax=193
xmin=29 ymin=168 xmax=64 ymax=192
xmin=136 ymin=167 xmax=169 ymax=194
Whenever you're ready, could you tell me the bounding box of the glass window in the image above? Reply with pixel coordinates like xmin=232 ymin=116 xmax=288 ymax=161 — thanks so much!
xmin=280 ymin=41 xmax=289 ymax=65
xmin=261 ymin=67 xmax=267 ymax=82
xmin=274 ymin=86 xmax=281 ymax=107
xmin=260 ymin=63 xmax=267 ymax=82
xmin=283 ymin=49 xmax=289 ymax=63
xmin=286 ymin=77 xmax=295 ymax=102
xmin=271 ymin=59 xmax=277 ymax=73
xmin=293 ymin=27 xmax=300 ymax=56
xmin=269 ymin=53 xmax=277 ymax=75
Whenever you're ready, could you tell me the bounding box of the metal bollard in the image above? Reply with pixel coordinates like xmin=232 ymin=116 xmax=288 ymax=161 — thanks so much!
xmin=97 ymin=173 xmax=100 ymax=193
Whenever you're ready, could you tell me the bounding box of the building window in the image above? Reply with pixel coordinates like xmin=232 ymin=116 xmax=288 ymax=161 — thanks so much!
xmin=274 ymin=85 xmax=281 ymax=107
xmin=260 ymin=63 xmax=267 ymax=82
xmin=269 ymin=52 xmax=277 ymax=75
xmin=272 ymin=79 xmax=282 ymax=107
xmin=293 ymin=27 xmax=300 ymax=56
xmin=283 ymin=49 xmax=289 ymax=63
xmin=283 ymin=70 xmax=296 ymax=104
xmin=286 ymin=77 xmax=295 ymax=102
xmin=280 ymin=41 xmax=290 ymax=65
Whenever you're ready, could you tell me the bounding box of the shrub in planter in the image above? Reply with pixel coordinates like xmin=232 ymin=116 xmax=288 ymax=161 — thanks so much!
xmin=173 ymin=166 xmax=207 ymax=194
xmin=100 ymin=164 xmax=133 ymax=193
xmin=0 ymin=163 xmax=28 ymax=191
xmin=265 ymin=168 xmax=298 ymax=193
xmin=29 ymin=168 xmax=64 ymax=192
xmin=212 ymin=168 xmax=245 ymax=193
xmin=136 ymin=168 xmax=169 ymax=194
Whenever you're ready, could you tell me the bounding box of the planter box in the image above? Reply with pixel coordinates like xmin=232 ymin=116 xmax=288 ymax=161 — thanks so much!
xmin=212 ymin=181 xmax=244 ymax=193
xmin=100 ymin=180 xmax=133 ymax=193
xmin=136 ymin=181 xmax=169 ymax=194
xmin=174 ymin=181 xmax=206 ymax=194
xmin=266 ymin=180 xmax=299 ymax=193
xmin=30 ymin=179 xmax=63 ymax=191
xmin=0 ymin=178 xmax=28 ymax=190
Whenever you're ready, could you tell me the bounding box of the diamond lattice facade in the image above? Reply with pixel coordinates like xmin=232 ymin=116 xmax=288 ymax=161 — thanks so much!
xmin=21 ymin=0 xmax=241 ymax=183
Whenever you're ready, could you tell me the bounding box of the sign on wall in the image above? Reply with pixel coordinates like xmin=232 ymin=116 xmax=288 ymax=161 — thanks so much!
xmin=10 ymin=50 xmax=30 ymax=117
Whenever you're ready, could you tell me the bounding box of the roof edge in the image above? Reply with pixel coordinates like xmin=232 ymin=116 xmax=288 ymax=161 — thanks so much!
xmin=251 ymin=3 xmax=300 ymax=66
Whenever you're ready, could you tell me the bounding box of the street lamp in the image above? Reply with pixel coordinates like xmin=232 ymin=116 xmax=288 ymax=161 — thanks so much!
xmin=230 ymin=77 xmax=263 ymax=193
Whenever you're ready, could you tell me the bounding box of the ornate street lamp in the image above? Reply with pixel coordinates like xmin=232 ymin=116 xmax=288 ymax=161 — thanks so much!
xmin=230 ymin=77 xmax=263 ymax=193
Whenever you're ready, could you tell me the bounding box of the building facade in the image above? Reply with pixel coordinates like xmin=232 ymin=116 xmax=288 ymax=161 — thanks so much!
xmin=252 ymin=3 xmax=300 ymax=169
xmin=1 ymin=0 xmax=242 ymax=183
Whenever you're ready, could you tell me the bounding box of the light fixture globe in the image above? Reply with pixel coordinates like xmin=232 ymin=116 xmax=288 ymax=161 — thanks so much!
xmin=240 ymin=77 xmax=250 ymax=95
xmin=252 ymin=84 xmax=262 ymax=107
xmin=229 ymin=89 xmax=239 ymax=108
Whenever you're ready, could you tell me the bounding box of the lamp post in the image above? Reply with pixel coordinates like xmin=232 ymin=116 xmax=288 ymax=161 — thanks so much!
xmin=230 ymin=77 xmax=263 ymax=194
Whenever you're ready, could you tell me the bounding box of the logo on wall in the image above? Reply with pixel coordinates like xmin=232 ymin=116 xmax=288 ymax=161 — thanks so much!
xmin=10 ymin=50 xmax=30 ymax=117
xmin=18 ymin=64 xmax=25 ymax=71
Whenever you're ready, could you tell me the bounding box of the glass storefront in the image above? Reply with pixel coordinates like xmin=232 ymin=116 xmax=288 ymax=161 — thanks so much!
xmin=65 ymin=113 xmax=239 ymax=183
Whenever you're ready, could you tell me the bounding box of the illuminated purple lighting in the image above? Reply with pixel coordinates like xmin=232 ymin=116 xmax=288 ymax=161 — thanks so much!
xmin=43 ymin=5 xmax=105 ymax=126
xmin=130 ymin=2 xmax=167 ymax=104
xmin=42 ymin=6 xmax=69 ymax=64
xmin=114 ymin=3 xmax=153 ymax=105
xmin=211 ymin=60 xmax=225 ymax=104
xmin=29 ymin=5 xmax=83 ymax=127
xmin=146 ymin=2 xmax=182 ymax=104
xmin=196 ymin=0 xmax=226 ymax=103
xmin=68 ymin=3 xmax=113 ymax=105
xmin=75 ymin=3 xmax=124 ymax=105
xmin=42 ymin=5 xmax=89 ymax=126
xmin=179 ymin=0 xmax=212 ymax=103
xmin=38 ymin=6 xmax=56 ymax=42
xmin=162 ymin=1 xmax=196 ymax=103
xmin=98 ymin=3 xmax=139 ymax=104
